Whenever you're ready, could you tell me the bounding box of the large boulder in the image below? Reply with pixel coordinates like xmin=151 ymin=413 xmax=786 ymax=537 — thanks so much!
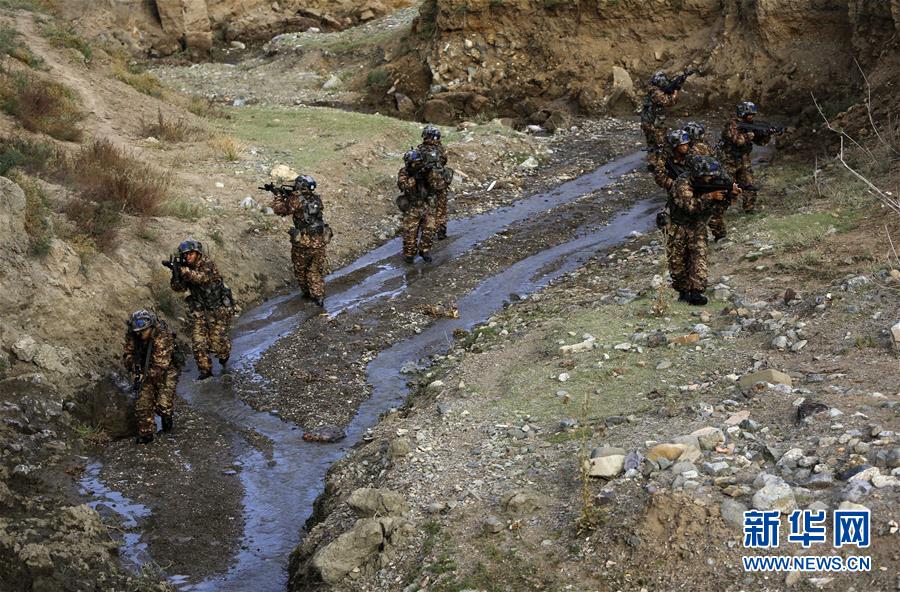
xmin=606 ymin=66 xmax=636 ymax=112
xmin=155 ymin=0 xmax=213 ymax=52
xmin=347 ymin=488 xmax=409 ymax=517
xmin=311 ymin=517 xmax=414 ymax=584
xmin=70 ymin=375 xmax=136 ymax=439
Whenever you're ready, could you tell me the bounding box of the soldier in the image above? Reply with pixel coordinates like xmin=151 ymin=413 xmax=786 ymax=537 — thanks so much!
xmin=653 ymin=129 xmax=691 ymax=191
xmin=667 ymin=156 xmax=741 ymax=305
xmin=719 ymin=101 xmax=771 ymax=213
xmin=640 ymin=71 xmax=681 ymax=171
xmin=123 ymin=309 xmax=183 ymax=444
xmin=166 ymin=238 xmax=234 ymax=380
xmin=270 ymin=175 xmax=332 ymax=307
xmin=685 ymin=121 xmax=727 ymax=241
xmin=397 ymin=149 xmax=435 ymax=264
xmin=416 ymin=125 xmax=453 ymax=240
xmin=684 ymin=121 xmax=713 ymax=158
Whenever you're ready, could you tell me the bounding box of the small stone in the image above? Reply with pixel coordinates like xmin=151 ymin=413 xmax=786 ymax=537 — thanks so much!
xmin=691 ymin=427 xmax=725 ymax=451
xmin=656 ymin=359 xmax=672 ymax=370
xmin=588 ymin=455 xmax=625 ymax=478
xmin=517 ymin=156 xmax=539 ymax=170
xmin=646 ymin=443 xmax=686 ymax=462
xmin=790 ymin=340 xmax=808 ymax=352
xmin=752 ymin=477 xmax=797 ymax=513
xmin=772 ymin=336 xmax=788 ymax=349
xmin=724 ymin=410 xmax=750 ymax=426
xmin=738 ymin=369 xmax=793 ymax=389
xmin=720 ymin=499 xmax=747 ymax=528
xmin=483 ymin=515 xmax=504 ymax=533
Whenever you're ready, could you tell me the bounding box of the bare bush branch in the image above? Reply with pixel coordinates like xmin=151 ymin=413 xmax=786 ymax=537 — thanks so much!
xmin=853 ymin=57 xmax=899 ymax=156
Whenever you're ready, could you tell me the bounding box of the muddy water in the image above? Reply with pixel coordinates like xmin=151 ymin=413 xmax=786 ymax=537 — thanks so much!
xmin=90 ymin=150 xmax=656 ymax=591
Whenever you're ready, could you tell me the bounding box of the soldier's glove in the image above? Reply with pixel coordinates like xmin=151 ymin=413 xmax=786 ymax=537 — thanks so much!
xmin=709 ymin=191 xmax=727 ymax=202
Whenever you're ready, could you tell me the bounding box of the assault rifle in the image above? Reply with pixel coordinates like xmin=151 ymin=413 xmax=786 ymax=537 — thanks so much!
xmin=665 ymin=159 xmax=689 ymax=180
xmin=132 ymin=334 xmax=154 ymax=396
xmin=737 ymin=120 xmax=787 ymax=136
xmin=161 ymin=253 xmax=184 ymax=282
xmin=662 ymin=66 xmax=696 ymax=94
xmin=258 ymin=182 xmax=295 ymax=198
xmin=690 ymin=175 xmax=744 ymax=201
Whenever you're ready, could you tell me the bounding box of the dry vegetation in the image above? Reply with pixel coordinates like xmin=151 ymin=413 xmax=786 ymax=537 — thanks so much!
xmin=209 ymin=135 xmax=243 ymax=161
xmin=140 ymin=108 xmax=200 ymax=143
xmin=58 ymin=139 xmax=171 ymax=251
xmin=0 ymin=70 xmax=83 ymax=141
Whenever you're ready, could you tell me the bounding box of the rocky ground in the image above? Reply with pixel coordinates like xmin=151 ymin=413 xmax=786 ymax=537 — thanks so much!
xmin=288 ymin=144 xmax=900 ymax=591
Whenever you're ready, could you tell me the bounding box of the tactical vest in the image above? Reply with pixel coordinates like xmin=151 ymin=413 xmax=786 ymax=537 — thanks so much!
xmin=291 ymin=193 xmax=327 ymax=236
xmin=185 ymin=269 xmax=232 ymax=311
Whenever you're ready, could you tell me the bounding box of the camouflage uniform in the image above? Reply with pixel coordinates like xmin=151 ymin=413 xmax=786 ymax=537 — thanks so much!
xmin=653 ymin=152 xmax=689 ymax=191
xmin=171 ymin=257 xmax=233 ymax=375
xmin=271 ymin=190 xmax=331 ymax=302
xmin=123 ymin=321 xmax=180 ymax=437
xmin=640 ymin=88 xmax=678 ymax=170
xmin=688 ymin=140 xmax=726 ymax=239
xmin=397 ymin=166 xmax=435 ymax=258
xmin=719 ymin=118 xmax=770 ymax=212
xmin=667 ymin=174 xmax=719 ymax=294
xmin=416 ymin=140 xmax=450 ymax=236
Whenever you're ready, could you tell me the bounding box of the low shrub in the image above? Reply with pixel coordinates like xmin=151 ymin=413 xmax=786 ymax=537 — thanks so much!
xmin=0 ymin=72 xmax=83 ymax=141
xmin=41 ymin=23 xmax=92 ymax=63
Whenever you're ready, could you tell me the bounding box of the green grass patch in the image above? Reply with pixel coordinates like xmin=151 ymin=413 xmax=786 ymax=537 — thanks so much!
xmin=467 ymin=298 xmax=730 ymax=426
xmin=224 ymin=104 xmax=421 ymax=178
xmin=365 ymin=67 xmax=389 ymax=88
xmin=42 ymin=22 xmax=92 ymax=63
xmin=149 ymin=269 xmax=179 ymax=318
xmin=0 ymin=25 xmax=44 ymax=68
xmin=161 ymin=195 xmax=206 ymax=221
xmin=754 ymin=210 xmax=861 ymax=251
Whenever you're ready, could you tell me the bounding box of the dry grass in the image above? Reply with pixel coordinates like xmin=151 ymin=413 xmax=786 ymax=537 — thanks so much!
xmin=112 ymin=62 xmax=165 ymax=98
xmin=140 ymin=108 xmax=199 ymax=143
xmin=15 ymin=174 xmax=53 ymax=256
xmin=59 ymin=139 xmax=172 ymax=252
xmin=0 ymin=25 xmax=43 ymax=68
xmin=210 ymin=135 xmax=243 ymax=161
xmin=0 ymin=71 xmax=83 ymax=141
xmin=0 ymin=135 xmax=58 ymax=175
xmin=186 ymin=95 xmax=227 ymax=119
xmin=41 ymin=22 xmax=92 ymax=64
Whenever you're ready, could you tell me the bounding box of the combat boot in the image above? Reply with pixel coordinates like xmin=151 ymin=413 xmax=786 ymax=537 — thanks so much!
xmin=420 ymin=252 xmax=433 ymax=263
xmin=403 ymin=255 xmax=415 ymax=264
xmin=135 ymin=434 xmax=154 ymax=445
xmin=678 ymin=291 xmax=689 ymax=302
xmin=218 ymin=356 xmax=229 ymax=368
xmin=687 ymin=291 xmax=708 ymax=306
xmin=436 ymin=227 xmax=448 ymax=240
xmin=197 ymin=370 xmax=213 ymax=381
xmin=312 ymin=297 xmax=325 ymax=307
xmin=161 ymin=416 xmax=174 ymax=433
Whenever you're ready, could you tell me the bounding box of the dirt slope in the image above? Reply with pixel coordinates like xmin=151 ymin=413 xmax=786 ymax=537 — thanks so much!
xmin=378 ymin=0 xmax=900 ymax=123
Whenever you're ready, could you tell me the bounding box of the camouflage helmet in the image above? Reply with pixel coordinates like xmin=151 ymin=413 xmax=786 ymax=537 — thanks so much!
xmin=128 ymin=309 xmax=157 ymax=333
xmin=294 ymin=175 xmax=316 ymax=192
xmin=649 ymin=71 xmax=669 ymax=88
xmin=683 ymin=121 xmax=706 ymax=141
xmin=666 ymin=128 xmax=691 ymax=148
xmin=177 ymin=238 xmax=203 ymax=256
xmin=736 ymin=101 xmax=758 ymax=118
xmin=422 ymin=125 xmax=441 ymax=141
xmin=403 ymin=148 xmax=421 ymax=166
xmin=690 ymin=155 xmax=724 ymax=177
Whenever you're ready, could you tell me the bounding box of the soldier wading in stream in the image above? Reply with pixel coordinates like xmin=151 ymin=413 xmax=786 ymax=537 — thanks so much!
xmin=164 ymin=238 xmax=235 ymax=380
xmin=397 ymin=148 xmax=436 ymax=263
xmin=416 ymin=125 xmax=454 ymax=240
xmin=123 ymin=309 xmax=185 ymax=444
xmin=268 ymin=175 xmax=333 ymax=307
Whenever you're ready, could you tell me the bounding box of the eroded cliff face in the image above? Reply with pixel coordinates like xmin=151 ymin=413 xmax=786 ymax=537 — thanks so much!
xmin=62 ymin=0 xmax=413 ymax=56
xmin=380 ymin=0 xmax=899 ymax=123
